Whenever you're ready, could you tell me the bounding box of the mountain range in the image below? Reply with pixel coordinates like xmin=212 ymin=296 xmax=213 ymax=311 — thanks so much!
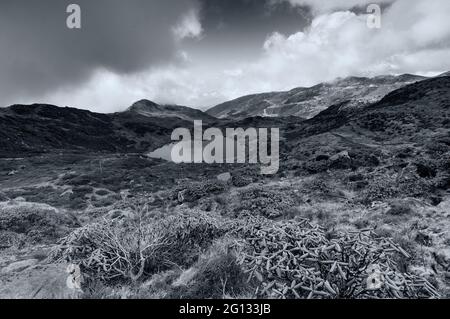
xmin=207 ymin=74 xmax=427 ymax=119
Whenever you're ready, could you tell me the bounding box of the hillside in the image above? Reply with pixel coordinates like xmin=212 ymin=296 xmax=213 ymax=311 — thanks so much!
xmin=207 ymin=74 xmax=427 ymax=119
xmin=127 ymin=99 xmax=216 ymax=122
xmin=0 ymin=101 xmax=216 ymax=157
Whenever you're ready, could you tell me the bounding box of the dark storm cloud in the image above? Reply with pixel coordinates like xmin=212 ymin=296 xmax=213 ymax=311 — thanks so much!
xmin=196 ymin=0 xmax=310 ymax=53
xmin=0 ymin=0 xmax=199 ymax=106
xmin=199 ymin=0 xmax=310 ymax=34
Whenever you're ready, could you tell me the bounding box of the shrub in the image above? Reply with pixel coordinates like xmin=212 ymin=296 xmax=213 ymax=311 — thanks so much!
xmin=52 ymin=212 xmax=227 ymax=283
xmin=303 ymin=160 xmax=330 ymax=174
xmin=0 ymin=231 xmax=26 ymax=249
xmin=237 ymin=187 xmax=295 ymax=219
xmin=387 ymin=201 xmax=415 ymax=216
xmin=232 ymin=217 xmax=440 ymax=299
xmin=0 ymin=202 xmax=79 ymax=244
xmin=173 ymin=180 xmax=227 ymax=204
xmin=433 ymin=173 xmax=450 ymax=190
xmin=169 ymin=239 xmax=250 ymax=299
xmin=231 ymin=175 xmax=253 ymax=188
xmin=416 ymin=163 xmax=437 ymax=178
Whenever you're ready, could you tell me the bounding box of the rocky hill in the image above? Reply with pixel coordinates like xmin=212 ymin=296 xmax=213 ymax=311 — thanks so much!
xmin=207 ymin=74 xmax=427 ymax=119
xmin=0 ymin=101 xmax=217 ymax=157
xmin=128 ymin=99 xmax=216 ymax=122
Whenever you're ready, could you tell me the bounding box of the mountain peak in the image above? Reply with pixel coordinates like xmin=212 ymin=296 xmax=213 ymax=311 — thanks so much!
xmin=126 ymin=99 xmax=216 ymax=122
xmin=128 ymin=99 xmax=160 ymax=112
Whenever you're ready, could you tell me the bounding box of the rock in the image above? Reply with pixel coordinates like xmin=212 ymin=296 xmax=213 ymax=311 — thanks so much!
xmin=178 ymin=189 xmax=188 ymax=203
xmin=366 ymin=273 xmax=384 ymax=291
xmin=66 ymin=264 xmax=84 ymax=291
xmin=330 ymin=151 xmax=350 ymax=162
xmin=329 ymin=151 xmax=352 ymax=169
xmin=0 ymin=263 xmax=83 ymax=299
xmin=1 ymin=259 xmax=39 ymax=274
xmin=217 ymin=172 xmax=231 ymax=182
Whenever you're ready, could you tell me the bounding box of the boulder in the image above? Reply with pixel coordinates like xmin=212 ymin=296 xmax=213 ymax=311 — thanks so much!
xmin=0 ymin=263 xmax=83 ymax=299
xmin=330 ymin=151 xmax=352 ymax=169
xmin=217 ymin=172 xmax=232 ymax=183
xmin=330 ymin=151 xmax=350 ymax=162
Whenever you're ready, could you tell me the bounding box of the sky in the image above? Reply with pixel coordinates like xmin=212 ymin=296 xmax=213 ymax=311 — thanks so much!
xmin=0 ymin=0 xmax=449 ymax=112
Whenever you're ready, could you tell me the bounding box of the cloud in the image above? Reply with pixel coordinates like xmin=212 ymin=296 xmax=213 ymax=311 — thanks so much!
xmin=0 ymin=0 xmax=200 ymax=107
xmin=185 ymin=0 xmax=450 ymax=107
xmin=173 ymin=9 xmax=203 ymax=40
xmin=274 ymin=0 xmax=396 ymax=13
xmin=208 ymin=0 xmax=450 ymax=100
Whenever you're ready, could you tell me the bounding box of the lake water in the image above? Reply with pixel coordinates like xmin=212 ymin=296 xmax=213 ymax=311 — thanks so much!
xmin=147 ymin=137 xmax=256 ymax=163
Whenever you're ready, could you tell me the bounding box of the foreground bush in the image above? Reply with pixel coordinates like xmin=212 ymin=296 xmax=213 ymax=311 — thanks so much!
xmin=52 ymin=213 xmax=227 ymax=282
xmin=51 ymin=210 xmax=440 ymax=299
xmin=231 ymin=217 xmax=440 ymax=299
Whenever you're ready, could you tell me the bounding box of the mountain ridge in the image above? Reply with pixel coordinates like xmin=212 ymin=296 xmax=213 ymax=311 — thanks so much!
xmin=1 ymin=74 xmax=449 ymax=157
xmin=207 ymin=74 xmax=428 ymax=119
xmin=0 ymin=100 xmax=216 ymax=157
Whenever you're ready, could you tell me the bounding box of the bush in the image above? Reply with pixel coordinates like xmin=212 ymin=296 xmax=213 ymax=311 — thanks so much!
xmin=173 ymin=180 xmax=227 ymax=204
xmin=232 ymin=217 xmax=440 ymax=299
xmin=0 ymin=202 xmax=79 ymax=244
xmin=416 ymin=163 xmax=437 ymax=178
xmin=231 ymin=175 xmax=253 ymax=188
xmin=52 ymin=212 xmax=227 ymax=283
xmin=169 ymin=239 xmax=250 ymax=299
xmin=387 ymin=201 xmax=415 ymax=216
xmin=0 ymin=231 xmax=26 ymax=249
xmin=237 ymin=187 xmax=295 ymax=219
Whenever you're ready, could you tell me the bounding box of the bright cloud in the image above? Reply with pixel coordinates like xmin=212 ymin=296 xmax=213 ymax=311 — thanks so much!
xmin=173 ymin=9 xmax=204 ymax=40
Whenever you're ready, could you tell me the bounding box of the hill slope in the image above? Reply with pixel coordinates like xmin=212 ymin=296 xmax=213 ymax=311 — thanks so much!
xmin=207 ymin=74 xmax=427 ymax=119
xmin=0 ymin=101 xmax=216 ymax=157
